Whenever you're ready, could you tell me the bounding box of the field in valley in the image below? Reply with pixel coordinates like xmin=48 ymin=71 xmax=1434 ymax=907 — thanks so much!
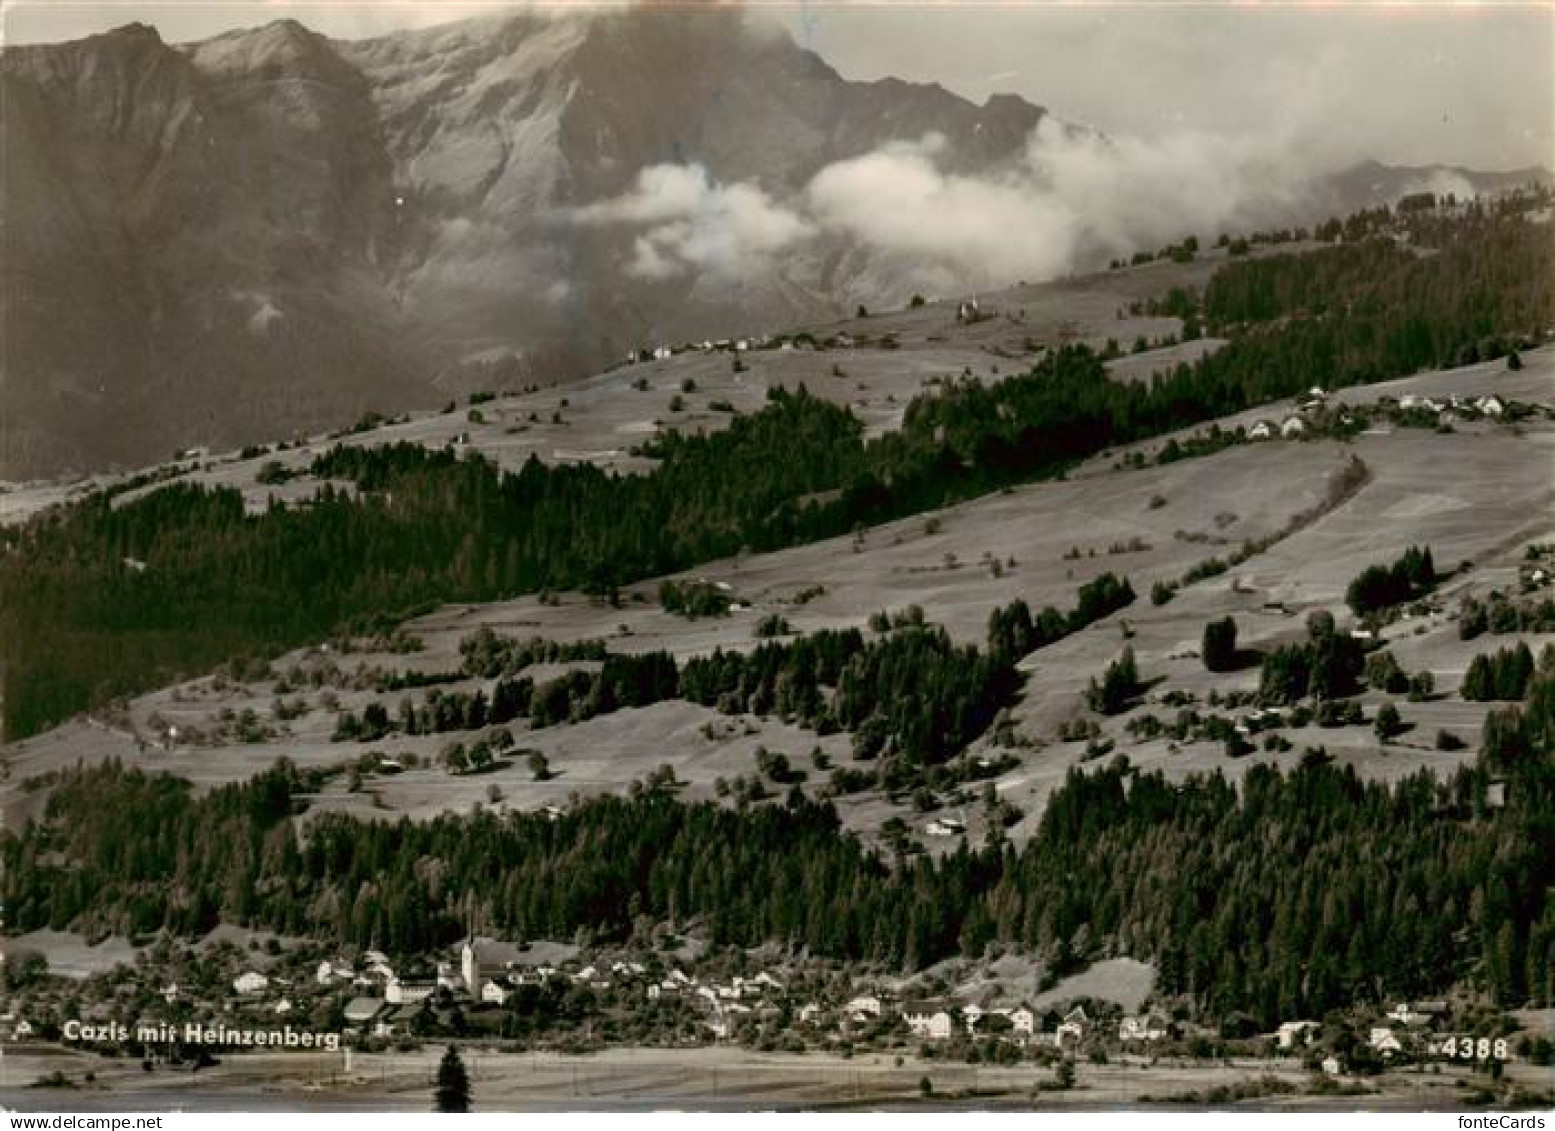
xmin=1 ymin=1043 xmax=1538 ymax=1112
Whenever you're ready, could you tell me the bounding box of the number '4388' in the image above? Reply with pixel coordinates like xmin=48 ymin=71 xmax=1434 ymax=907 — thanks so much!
xmin=1440 ymin=1036 xmax=1509 ymax=1061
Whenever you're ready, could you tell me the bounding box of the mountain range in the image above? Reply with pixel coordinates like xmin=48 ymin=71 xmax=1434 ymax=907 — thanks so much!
xmin=1 ymin=7 xmax=1547 ymax=479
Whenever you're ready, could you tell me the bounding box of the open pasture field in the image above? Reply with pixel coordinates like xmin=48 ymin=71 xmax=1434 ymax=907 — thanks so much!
xmin=3 ymin=339 xmax=1549 ymax=840
xmin=0 ymin=246 xmax=1285 ymax=528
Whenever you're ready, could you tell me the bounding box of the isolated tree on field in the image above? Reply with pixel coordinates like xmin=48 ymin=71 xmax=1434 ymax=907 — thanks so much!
xmin=1202 ymin=616 xmax=1239 ymax=673
xmin=1086 ymin=646 xmax=1141 ymax=715
xmin=435 ymin=1044 xmax=471 ymax=1112
xmin=1374 ymin=702 xmax=1404 ymax=742
xmin=467 ymin=741 xmax=493 ymax=772
xmin=1054 ymin=1058 xmax=1076 ymax=1090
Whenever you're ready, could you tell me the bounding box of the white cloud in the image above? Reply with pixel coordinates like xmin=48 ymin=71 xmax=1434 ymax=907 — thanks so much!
xmin=801 ymin=120 xmax=1328 ymax=293
xmin=1015 ymin=118 xmax=1315 ymax=261
xmin=568 ymin=83 xmax=1483 ymax=300
xmin=571 ymin=164 xmax=812 ymax=281
xmin=806 ymin=134 xmax=1080 ymax=290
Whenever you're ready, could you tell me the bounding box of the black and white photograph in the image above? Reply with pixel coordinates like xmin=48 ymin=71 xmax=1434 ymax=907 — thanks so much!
xmin=0 ymin=0 xmax=1551 ymax=1115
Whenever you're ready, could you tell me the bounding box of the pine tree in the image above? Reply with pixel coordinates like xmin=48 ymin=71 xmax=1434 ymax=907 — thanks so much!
xmin=1202 ymin=616 xmax=1239 ymax=673
xmin=435 ymin=1044 xmax=471 ymax=1113
xmin=1374 ymin=702 xmax=1403 ymax=741
xmin=1463 ymin=654 xmax=1494 ymax=701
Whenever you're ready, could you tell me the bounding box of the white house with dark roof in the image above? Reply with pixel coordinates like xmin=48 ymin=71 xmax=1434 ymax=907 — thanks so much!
xmin=903 ymin=1002 xmax=954 ymax=1040
xmin=1056 ymin=1006 xmax=1088 ymax=1046
xmin=1006 ymin=1005 xmax=1037 ymax=1035
xmin=385 ymin=976 xmax=436 ymax=1005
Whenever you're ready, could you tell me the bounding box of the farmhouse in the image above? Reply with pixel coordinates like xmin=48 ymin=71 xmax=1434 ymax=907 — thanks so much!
xmin=903 ymin=1002 xmax=954 ymax=1041
xmin=1277 ymin=1019 xmax=1321 ymax=1049
xmin=385 ymin=976 xmax=436 ymax=1005
xmin=1119 ymin=1014 xmax=1169 ymax=1042
xmin=1388 ymin=1000 xmax=1448 ymax=1025
xmin=316 ymin=960 xmax=355 ymax=986
xmin=1368 ymin=1027 xmax=1403 ymax=1055
xmin=845 ymin=993 xmax=885 ymax=1019
xmin=1056 ymin=1006 xmax=1088 ymax=1046
xmin=232 ymin=972 xmax=269 ymax=995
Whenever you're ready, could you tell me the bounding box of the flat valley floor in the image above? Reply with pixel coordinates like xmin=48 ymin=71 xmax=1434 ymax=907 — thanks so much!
xmin=0 ymin=1045 xmax=1545 ymax=1112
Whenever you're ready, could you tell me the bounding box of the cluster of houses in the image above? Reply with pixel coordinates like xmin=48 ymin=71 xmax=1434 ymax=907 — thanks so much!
xmin=318 ymin=938 xmax=804 ymax=1041
xmin=6 ymin=936 xmax=1490 ymax=1076
xmin=1394 ymin=392 xmax=1506 ymax=419
xmin=297 ymin=937 xmax=1184 ymax=1049
xmin=1243 ymin=386 xmax=1511 ymax=443
xmin=823 ymin=995 xmax=1167 ymax=1050
xmin=627 ymin=337 xmax=774 ymax=365
xmin=1277 ymin=1001 xmax=1451 ymax=1073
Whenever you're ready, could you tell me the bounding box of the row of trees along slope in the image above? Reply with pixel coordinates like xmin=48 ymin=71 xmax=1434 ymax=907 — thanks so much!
xmin=4 ymin=655 xmax=1552 ymax=1022
xmin=1 ymin=194 xmax=1550 ymax=739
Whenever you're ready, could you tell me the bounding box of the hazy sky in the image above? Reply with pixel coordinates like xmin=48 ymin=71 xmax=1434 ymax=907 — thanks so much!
xmin=3 ymin=1 xmax=1551 ymax=170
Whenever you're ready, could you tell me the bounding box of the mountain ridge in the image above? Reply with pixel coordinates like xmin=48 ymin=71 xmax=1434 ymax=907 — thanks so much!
xmin=2 ymin=9 xmax=1547 ymax=480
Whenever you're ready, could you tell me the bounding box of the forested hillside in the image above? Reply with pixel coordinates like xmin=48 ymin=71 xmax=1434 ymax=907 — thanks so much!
xmin=2 ymin=199 xmax=1550 ymax=740
xmin=6 ymin=660 xmax=1551 ymax=1022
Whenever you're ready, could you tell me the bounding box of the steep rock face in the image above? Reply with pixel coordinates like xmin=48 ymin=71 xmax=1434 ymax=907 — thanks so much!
xmin=1 ymin=21 xmax=425 ymax=477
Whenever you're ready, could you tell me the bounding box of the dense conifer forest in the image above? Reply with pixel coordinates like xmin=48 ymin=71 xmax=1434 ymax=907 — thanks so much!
xmin=5 ymin=660 xmax=1552 ymax=1022
xmin=331 ymin=575 xmax=1131 ymax=778
xmin=1 ymin=202 xmax=1549 ymax=739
